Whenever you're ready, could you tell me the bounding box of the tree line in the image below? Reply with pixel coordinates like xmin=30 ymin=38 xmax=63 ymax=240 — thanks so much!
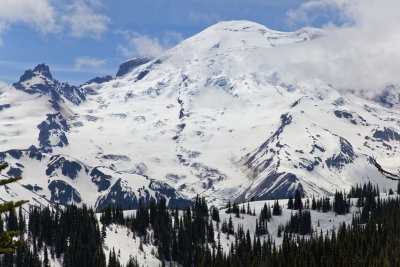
xmin=1 ymin=178 xmax=399 ymax=266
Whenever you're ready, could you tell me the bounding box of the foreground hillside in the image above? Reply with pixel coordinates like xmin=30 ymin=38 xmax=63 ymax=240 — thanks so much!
xmin=2 ymin=184 xmax=400 ymax=266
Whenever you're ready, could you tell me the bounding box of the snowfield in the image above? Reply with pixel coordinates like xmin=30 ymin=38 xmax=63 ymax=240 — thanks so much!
xmin=0 ymin=20 xmax=399 ymax=211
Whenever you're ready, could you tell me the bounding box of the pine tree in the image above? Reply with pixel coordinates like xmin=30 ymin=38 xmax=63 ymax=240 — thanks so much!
xmin=240 ymin=204 xmax=246 ymax=214
xmin=101 ymin=223 xmax=107 ymax=243
xmin=293 ymin=190 xmax=303 ymax=210
xmin=397 ymin=180 xmax=400 ymax=194
xmin=287 ymin=196 xmax=294 ymax=209
xmin=272 ymin=200 xmax=282 ymax=216
xmin=225 ymin=200 xmax=231 ymax=213
xmin=221 ymin=218 xmax=228 ymax=234
xmin=305 ymin=198 xmax=310 ymax=209
xmin=139 ymin=239 xmax=143 ymax=252
xmin=43 ymin=245 xmax=50 ymax=267
xmin=228 ymin=216 xmax=234 ymax=235
xmin=277 ymin=224 xmax=282 ymax=237
xmin=50 ymin=245 xmax=55 ymax=260
xmin=126 ymin=256 xmax=139 ymax=267
xmin=322 ymin=196 xmax=331 ymax=212
xmin=211 ymin=207 xmax=220 ymax=223
xmin=234 ymin=203 xmax=240 ymax=218
xmin=18 ymin=206 xmax=25 ymax=235
xmin=333 ymin=191 xmax=349 ymax=215
xmin=311 ymin=195 xmax=317 ymax=210
xmin=0 ymin=163 xmax=28 ymax=254
xmin=207 ymin=220 xmax=215 ymax=244
xmin=389 ymin=188 xmax=394 ymax=195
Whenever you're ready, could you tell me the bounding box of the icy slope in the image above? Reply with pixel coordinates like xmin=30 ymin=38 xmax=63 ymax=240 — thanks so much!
xmin=0 ymin=20 xmax=399 ymax=208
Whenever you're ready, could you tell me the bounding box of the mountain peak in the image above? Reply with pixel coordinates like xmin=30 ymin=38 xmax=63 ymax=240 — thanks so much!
xmin=208 ymin=20 xmax=283 ymax=34
xmin=32 ymin=63 xmax=53 ymax=79
xmin=12 ymin=64 xmax=86 ymax=105
xmin=166 ymin=20 xmax=323 ymax=66
xmin=16 ymin=63 xmax=53 ymax=87
xmin=203 ymin=20 xmax=321 ymax=37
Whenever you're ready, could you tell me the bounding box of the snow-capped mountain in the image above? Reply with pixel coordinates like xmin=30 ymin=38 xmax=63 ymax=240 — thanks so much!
xmin=0 ymin=20 xmax=399 ymax=209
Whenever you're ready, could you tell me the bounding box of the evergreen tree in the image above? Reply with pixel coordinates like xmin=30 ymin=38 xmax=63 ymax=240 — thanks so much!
xmin=101 ymin=223 xmax=107 ymax=243
xmin=322 ymin=196 xmax=332 ymax=212
xmin=227 ymin=216 xmax=234 ymax=235
xmin=221 ymin=218 xmax=228 ymax=234
xmin=43 ymin=245 xmax=50 ymax=267
xmin=287 ymin=196 xmax=294 ymax=209
xmin=6 ymin=180 xmax=400 ymax=267
xmin=0 ymin=163 xmax=28 ymax=254
xmin=333 ymin=191 xmax=349 ymax=215
xmin=29 ymin=205 xmax=106 ymax=267
xmin=126 ymin=256 xmax=139 ymax=267
xmin=293 ymin=190 xmax=303 ymax=210
xmin=277 ymin=224 xmax=282 ymax=237
xmin=311 ymin=196 xmax=317 ymax=210
xmin=272 ymin=200 xmax=282 ymax=216
xmin=285 ymin=210 xmax=312 ymax=235
xmin=260 ymin=203 xmax=271 ymax=222
xmin=240 ymin=204 xmax=246 ymax=214
xmin=211 ymin=207 xmax=220 ymax=223
xmin=397 ymin=180 xmax=400 ymax=194
xmin=39 ymin=187 xmax=400 ymax=267
xmin=18 ymin=206 xmax=25 ymax=235
xmin=207 ymin=219 xmax=215 ymax=244
xmin=225 ymin=200 xmax=231 ymax=213
xmin=234 ymin=203 xmax=240 ymax=218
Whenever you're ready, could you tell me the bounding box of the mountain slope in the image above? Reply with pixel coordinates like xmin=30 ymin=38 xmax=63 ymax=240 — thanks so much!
xmin=0 ymin=20 xmax=399 ymax=208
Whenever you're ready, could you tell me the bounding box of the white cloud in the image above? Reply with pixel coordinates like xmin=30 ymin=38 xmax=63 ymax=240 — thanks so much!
xmin=120 ymin=34 xmax=164 ymax=58
xmin=75 ymin=56 xmax=106 ymax=69
xmin=193 ymin=87 xmax=245 ymax=109
xmin=0 ymin=0 xmax=58 ymax=33
xmin=266 ymin=0 xmax=400 ymax=96
xmin=118 ymin=31 xmax=183 ymax=58
xmin=0 ymin=0 xmax=110 ymax=44
xmin=286 ymin=0 xmax=345 ymax=28
xmin=0 ymin=80 xmax=8 ymax=88
xmin=62 ymin=1 xmax=110 ymax=39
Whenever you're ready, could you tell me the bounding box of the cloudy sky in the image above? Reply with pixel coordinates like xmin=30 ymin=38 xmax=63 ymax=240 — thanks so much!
xmin=0 ymin=0 xmax=398 ymax=93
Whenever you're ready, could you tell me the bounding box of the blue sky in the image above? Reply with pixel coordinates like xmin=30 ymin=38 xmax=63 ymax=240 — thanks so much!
xmin=0 ymin=0 xmax=342 ymax=85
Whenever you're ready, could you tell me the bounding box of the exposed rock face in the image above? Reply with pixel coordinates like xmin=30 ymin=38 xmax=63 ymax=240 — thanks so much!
xmin=325 ymin=137 xmax=356 ymax=170
xmin=373 ymin=127 xmax=400 ymax=142
xmin=48 ymin=180 xmax=82 ymax=204
xmin=95 ymin=178 xmax=192 ymax=211
xmin=83 ymin=76 xmax=113 ymax=85
xmin=38 ymin=113 xmax=69 ymax=152
xmin=13 ymin=64 xmax=87 ymax=104
xmin=116 ymin=57 xmax=152 ymax=77
xmin=90 ymin=167 xmax=112 ymax=192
